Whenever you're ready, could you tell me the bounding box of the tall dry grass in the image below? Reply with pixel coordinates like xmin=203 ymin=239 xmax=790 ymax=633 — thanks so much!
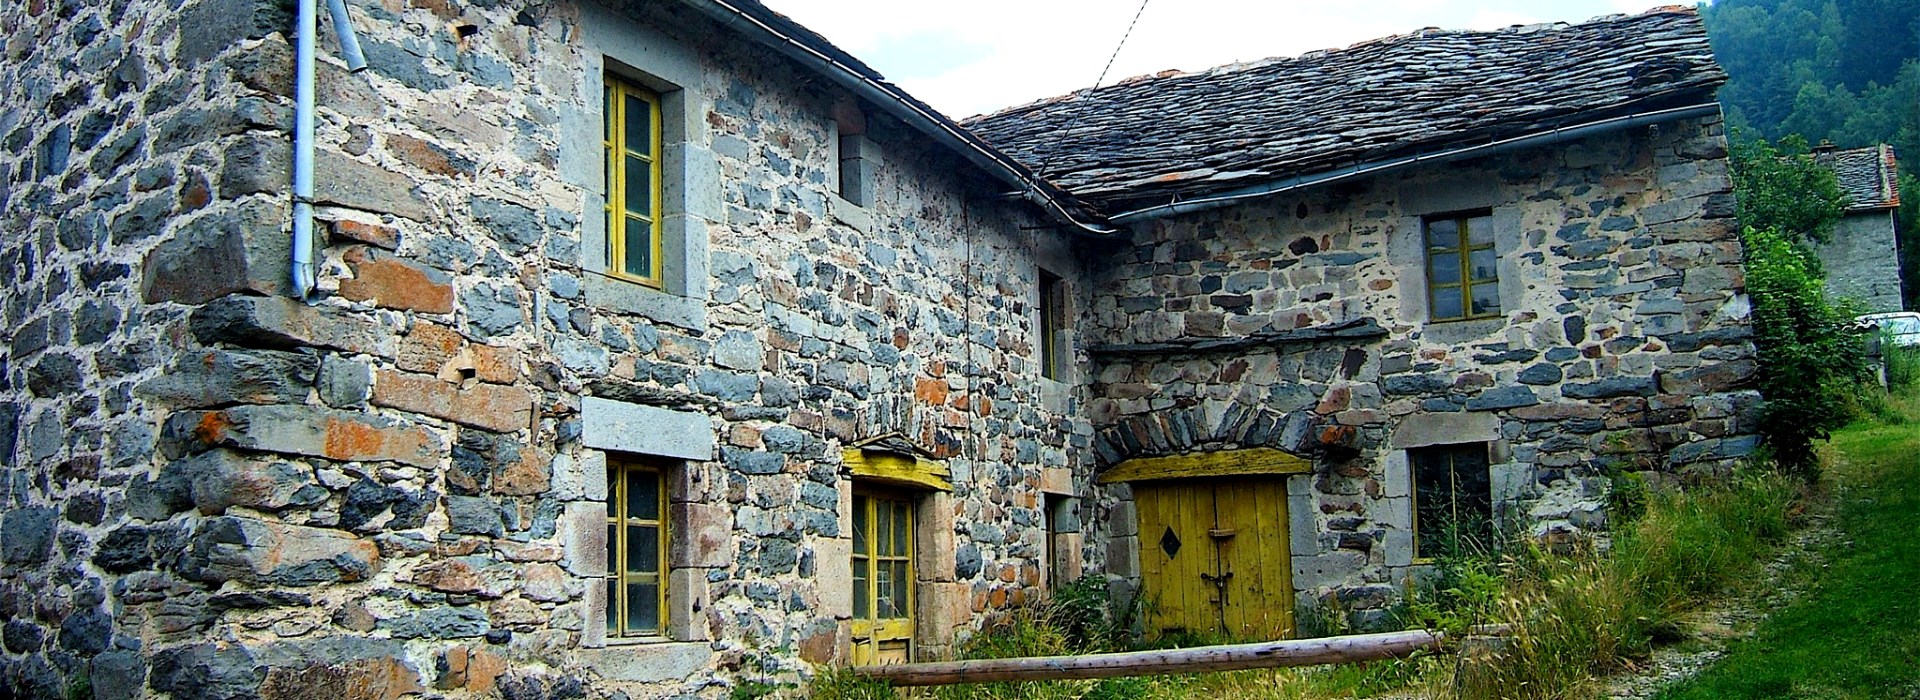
xmin=1448 ymin=471 xmax=1799 ymax=699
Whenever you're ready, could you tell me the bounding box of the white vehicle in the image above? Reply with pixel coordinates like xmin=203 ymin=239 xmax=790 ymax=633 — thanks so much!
xmin=1857 ymin=312 xmax=1920 ymax=348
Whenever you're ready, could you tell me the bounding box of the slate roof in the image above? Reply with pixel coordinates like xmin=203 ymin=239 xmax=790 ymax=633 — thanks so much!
xmin=1814 ymin=144 xmax=1901 ymax=211
xmin=964 ymin=7 xmax=1727 ymax=210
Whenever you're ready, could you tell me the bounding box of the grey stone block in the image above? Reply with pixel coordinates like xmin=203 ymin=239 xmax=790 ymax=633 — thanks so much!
xmin=141 ymin=199 xmax=295 ymax=304
xmin=181 ymin=516 xmax=380 ymax=587
xmin=580 ymin=397 xmax=714 ymax=460
xmin=189 ymin=293 xmax=397 ymax=357
xmin=1 ymin=506 xmax=57 ymax=565
xmin=136 ymin=348 xmax=318 ymax=408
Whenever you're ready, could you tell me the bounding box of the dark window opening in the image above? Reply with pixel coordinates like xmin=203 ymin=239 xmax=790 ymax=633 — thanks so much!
xmin=1411 ymin=443 xmax=1493 ymax=560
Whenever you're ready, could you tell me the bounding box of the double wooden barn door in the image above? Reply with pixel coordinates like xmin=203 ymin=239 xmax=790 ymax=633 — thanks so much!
xmin=1136 ymin=476 xmax=1295 ymax=641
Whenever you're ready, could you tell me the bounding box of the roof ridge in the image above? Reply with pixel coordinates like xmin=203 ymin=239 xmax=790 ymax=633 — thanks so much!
xmin=964 ymin=5 xmax=1702 ymax=124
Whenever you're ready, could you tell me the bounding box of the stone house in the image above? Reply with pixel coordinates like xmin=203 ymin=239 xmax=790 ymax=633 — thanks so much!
xmin=1810 ymin=143 xmax=1904 ymax=311
xmin=0 ymin=1 xmax=1755 ymax=699
xmin=967 ymin=7 xmax=1758 ymax=637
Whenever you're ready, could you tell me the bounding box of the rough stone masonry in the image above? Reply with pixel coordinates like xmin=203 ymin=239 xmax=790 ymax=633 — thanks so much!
xmin=0 ymin=0 xmax=1758 ymax=698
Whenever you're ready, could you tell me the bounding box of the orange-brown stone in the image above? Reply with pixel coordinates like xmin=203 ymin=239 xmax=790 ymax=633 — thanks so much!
xmin=339 ymin=247 xmax=454 ymax=314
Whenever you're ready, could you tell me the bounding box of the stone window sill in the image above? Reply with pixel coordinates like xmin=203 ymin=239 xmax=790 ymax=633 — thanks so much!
xmin=831 ymin=195 xmax=872 ymax=233
xmin=1420 ymin=317 xmax=1504 ymax=345
xmin=585 ymin=273 xmax=707 ymax=332
xmin=604 ymin=635 xmax=674 ymax=646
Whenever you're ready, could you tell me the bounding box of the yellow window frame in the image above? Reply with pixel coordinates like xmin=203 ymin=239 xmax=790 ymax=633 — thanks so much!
xmin=1424 ymin=213 xmax=1499 ymax=321
xmin=1038 ymin=269 xmax=1066 ymax=381
xmin=604 ymin=76 xmax=665 ymax=287
xmin=851 ymin=489 xmax=915 ymax=665
xmin=607 ymin=460 xmax=668 ymax=638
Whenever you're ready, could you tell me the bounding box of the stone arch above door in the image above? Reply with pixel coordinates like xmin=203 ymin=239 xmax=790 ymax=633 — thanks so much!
xmin=1089 ymin=403 xmax=1359 ymax=469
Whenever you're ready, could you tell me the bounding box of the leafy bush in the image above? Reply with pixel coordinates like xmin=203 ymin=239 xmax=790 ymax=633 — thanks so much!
xmin=1729 ymin=135 xmax=1850 ymax=246
xmin=1731 ymin=135 xmax=1875 ymax=477
xmin=1883 ymin=339 xmax=1920 ymax=392
xmin=1741 ymin=225 xmax=1874 ymax=475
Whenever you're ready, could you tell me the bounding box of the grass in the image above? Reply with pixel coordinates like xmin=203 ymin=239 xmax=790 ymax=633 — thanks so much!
xmin=1652 ymin=390 xmax=1920 ymax=700
xmin=1445 ymin=469 xmax=1799 ymax=699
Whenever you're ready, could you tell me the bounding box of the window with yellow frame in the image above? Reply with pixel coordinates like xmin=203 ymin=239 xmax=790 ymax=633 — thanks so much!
xmin=851 ymin=489 xmax=914 ymax=665
xmin=1423 ymin=211 xmax=1499 ymax=321
xmin=604 ymin=76 xmax=664 ymax=286
xmin=607 ymin=460 xmax=667 ymax=638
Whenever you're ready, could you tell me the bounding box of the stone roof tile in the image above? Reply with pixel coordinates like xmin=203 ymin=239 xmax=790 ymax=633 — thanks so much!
xmin=964 ymin=7 xmax=1726 ymax=209
xmin=1815 ymin=144 xmax=1900 ymax=211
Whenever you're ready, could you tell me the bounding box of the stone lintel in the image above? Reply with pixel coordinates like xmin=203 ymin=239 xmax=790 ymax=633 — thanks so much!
xmin=1389 ymin=411 xmax=1501 ymax=450
xmin=581 ymin=397 xmax=714 ymax=461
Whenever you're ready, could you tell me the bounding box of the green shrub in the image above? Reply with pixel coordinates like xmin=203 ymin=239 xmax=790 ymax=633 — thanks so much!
xmin=1741 ymin=225 xmax=1874 ymax=476
xmin=1883 ymin=339 xmax=1920 ymax=392
xmin=1731 ymin=135 xmax=1876 ymax=477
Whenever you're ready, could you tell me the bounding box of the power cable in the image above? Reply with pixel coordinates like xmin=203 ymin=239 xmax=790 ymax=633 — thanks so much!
xmin=1095 ymin=0 xmax=1152 ymax=89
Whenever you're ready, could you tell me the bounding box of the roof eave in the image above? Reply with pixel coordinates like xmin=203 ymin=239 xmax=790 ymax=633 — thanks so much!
xmin=1108 ymin=100 xmax=1726 ymax=224
xmin=672 ymin=0 xmax=1119 ymax=236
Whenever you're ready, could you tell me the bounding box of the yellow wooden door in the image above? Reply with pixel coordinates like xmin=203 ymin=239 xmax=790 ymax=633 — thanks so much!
xmin=1136 ymin=477 xmax=1294 ymax=641
xmin=851 ymin=491 xmax=914 ymax=665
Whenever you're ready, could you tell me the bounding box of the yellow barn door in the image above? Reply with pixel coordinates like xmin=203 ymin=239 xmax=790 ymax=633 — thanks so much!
xmin=1136 ymin=477 xmax=1294 ymax=641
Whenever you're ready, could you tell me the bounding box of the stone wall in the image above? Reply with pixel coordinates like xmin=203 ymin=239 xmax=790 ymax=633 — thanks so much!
xmin=0 ymin=0 xmax=1096 ymax=697
xmin=1083 ymin=116 xmax=1761 ymax=624
xmin=1816 ymin=210 xmax=1904 ymax=312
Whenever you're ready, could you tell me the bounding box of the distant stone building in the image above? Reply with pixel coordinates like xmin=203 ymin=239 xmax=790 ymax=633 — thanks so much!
xmin=0 ymin=1 xmax=1756 ymax=698
xmin=1811 ymin=143 xmax=1904 ymax=311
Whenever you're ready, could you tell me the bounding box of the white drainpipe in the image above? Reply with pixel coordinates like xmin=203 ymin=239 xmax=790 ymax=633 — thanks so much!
xmin=291 ymin=0 xmax=368 ymax=300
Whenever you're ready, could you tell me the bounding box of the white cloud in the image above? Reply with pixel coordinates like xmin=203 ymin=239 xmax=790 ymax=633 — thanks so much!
xmin=764 ymin=0 xmax=1653 ymax=118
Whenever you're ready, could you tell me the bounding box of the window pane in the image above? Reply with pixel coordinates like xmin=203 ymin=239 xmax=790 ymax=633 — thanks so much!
xmin=627 ymin=582 xmax=659 ymax=634
xmin=891 ymin=560 xmax=911 ymax=619
xmin=627 ymin=525 xmax=658 ymax=573
xmin=1468 ymin=248 xmax=1499 ymax=282
xmin=853 ymin=497 xmax=869 ymax=556
xmin=624 ymin=94 xmax=652 ymax=154
xmin=1413 ymin=445 xmax=1495 ymax=559
xmin=606 ymin=523 xmax=618 ymax=574
xmin=874 ymin=499 xmax=892 ymax=556
xmin=624 ymin=155 xmax=651 ymax=214
xmin=874 ymin=559 xmax=893 ymax=616
xmin=1470 ymin=283 xmax=1501 ymax=316
xmin=627 ymin=470 xmax=658 ymax=521
xmin=606 ymin=578 xmax=619 ymax=634
xmin=1431 ymin=286 xmax=1463 ymax=320
xmin=853 ymin=557 xmax=870 ymax=618
xmin=623 ymin=216 xmax=652 ymax=278
xmin=1428 ymin=251 xmax=1460 ymax=285
xmin=1466 ymin=216 xmax=1495 ymax=246
xmin=891 ymin=502 xmax=910 ymax=556
xmin=1425 ymin=219 xmax=1458 ymax=249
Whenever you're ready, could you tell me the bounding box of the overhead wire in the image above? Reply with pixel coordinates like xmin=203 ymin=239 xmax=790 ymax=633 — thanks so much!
xmin=1095 ymin=0 xmax=1153 ymax=89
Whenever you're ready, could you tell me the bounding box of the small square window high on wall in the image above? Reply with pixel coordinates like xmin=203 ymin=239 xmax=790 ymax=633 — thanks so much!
xmin=1423 ymin=211 xmax=1498 ymax=322
xmin=835 ymin=104 xmax=872 ymax=207
xmin=1410 ymin=443 xmax=1494 ymax=560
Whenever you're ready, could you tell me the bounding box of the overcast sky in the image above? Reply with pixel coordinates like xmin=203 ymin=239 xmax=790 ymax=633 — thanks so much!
xmin=761 ymin=0 xmax=1672 ymax=120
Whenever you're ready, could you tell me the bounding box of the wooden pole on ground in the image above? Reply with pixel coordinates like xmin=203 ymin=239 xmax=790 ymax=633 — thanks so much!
xmin=852 ymin=629 xmax=1460 ymax=686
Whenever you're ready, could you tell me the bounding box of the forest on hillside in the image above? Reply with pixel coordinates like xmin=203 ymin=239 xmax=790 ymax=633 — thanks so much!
xmin=1700 ymin=0 xmax=1920 ymax=307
